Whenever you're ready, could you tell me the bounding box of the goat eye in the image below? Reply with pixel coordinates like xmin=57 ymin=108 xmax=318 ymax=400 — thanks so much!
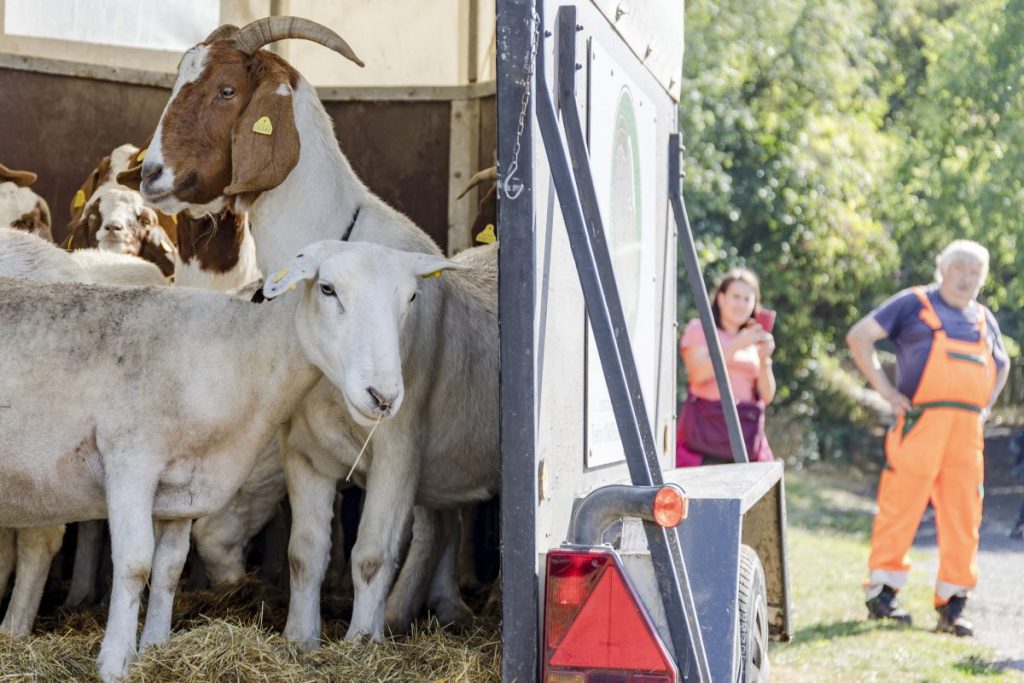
xmin=319 ymin=282 xmax=335 ymax=296
xmin=409 ymin=292 xmax=417 ymax=302
xmin=219 ymin=86 xmax=237 ymax=99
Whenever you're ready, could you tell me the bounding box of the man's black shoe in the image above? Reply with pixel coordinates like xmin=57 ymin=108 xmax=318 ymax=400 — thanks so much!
xmin=866 ymin=585 xmax=912 ymax=625
xmin=936 ymin=595 xmax=973 ymax=637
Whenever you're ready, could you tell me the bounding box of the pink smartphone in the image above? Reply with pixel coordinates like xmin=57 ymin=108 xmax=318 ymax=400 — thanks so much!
xmin=754 ymin=308 xmax=776 ymax=333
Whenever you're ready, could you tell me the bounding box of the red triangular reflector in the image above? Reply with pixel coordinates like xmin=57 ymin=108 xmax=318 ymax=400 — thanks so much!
xmin=549 ymin=562 xmax=671 ymax=671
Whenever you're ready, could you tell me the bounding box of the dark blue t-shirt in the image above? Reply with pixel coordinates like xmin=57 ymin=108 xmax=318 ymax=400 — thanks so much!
xmin=871 ymin=285 xmax=1007 ymax=399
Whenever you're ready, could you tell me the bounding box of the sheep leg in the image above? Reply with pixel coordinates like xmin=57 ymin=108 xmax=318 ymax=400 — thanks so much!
xmin=0 ymin=527 xmax=15 ymax=598
xmin=0 ymin=525 xmax=65 ymax=636
xmin=191 ymin=509 xmax=246 ymax=586
xmin=385 ymin=506 xmax=442 ymax=634
xmin=64 ymin=521 xmax=105 ymax=608
xmin=139 ymin=518 xmax=191 ymax=650
xmin=426 ymin=509 xmax=474 ymax=626
xmin=97 ymin=471 xmax=157 ymax=683
xmin=282 ymin=448 xmax=337 ymax=650
xmin=346 ymin=448 xmax=417 ymax=642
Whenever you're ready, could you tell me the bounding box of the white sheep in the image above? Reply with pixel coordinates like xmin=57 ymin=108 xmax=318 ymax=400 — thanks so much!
xmin=0 ymin=239 xmax=459 ymax=682
xmin=0 ymin=228 xmax=166 ymax=636
xmin=136 ymin=17 xmax=498 ymax=644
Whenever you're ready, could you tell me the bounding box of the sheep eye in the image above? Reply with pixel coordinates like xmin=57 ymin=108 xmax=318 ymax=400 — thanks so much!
xmin=219 ymin=86 xmax=237 ymax=100
xmin=319 ymin=282 xmax=335 ymax=296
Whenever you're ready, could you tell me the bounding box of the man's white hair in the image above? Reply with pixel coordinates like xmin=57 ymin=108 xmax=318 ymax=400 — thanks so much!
xmin=934 ymin=239 xmax=989 ymax=283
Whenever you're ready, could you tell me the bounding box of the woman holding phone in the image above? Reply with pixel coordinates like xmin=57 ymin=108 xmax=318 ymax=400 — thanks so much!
xmin=677 ymin=268 xmax=777 ymax=466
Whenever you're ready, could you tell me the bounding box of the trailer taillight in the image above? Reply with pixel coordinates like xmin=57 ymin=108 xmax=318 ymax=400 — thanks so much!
xmin=543 ymin=549 xmax=678 ymax=683
xmin=652 ymin=486 xmax=687 ymax=528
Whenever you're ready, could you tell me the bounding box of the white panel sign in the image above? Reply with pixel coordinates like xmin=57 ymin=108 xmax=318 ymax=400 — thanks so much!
xmin=4 ymin=0 xmax=218 ymax=52
xmin=585 ymin=39 xmax=659 ymax=468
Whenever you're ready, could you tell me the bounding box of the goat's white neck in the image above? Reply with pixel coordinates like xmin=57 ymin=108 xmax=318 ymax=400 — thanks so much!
xmin=247 ymin=78 xmax=368 ymax=275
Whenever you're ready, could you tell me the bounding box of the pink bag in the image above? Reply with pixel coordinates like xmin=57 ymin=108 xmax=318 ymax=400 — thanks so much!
xmin=679 ymin=393 xmax=771 ymax=464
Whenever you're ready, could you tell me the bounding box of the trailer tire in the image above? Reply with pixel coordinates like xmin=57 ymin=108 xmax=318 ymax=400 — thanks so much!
xmin=737 ymin=544 xmax=769 ymax=682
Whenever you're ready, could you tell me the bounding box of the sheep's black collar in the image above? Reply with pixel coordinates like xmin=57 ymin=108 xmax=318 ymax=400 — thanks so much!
xmin=341 ymin=205 xmax=360 ymax=241
xmin=250 ymin=205 xmax=360 ymax=305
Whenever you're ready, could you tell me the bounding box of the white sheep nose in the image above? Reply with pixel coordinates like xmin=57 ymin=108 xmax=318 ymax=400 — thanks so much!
xmin=367 ymin=387 xmax=397 ymax=413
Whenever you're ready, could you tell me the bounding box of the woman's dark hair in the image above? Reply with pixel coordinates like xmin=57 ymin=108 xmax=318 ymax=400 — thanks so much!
xmin=710 ymin=268 xmax=761 ymax=330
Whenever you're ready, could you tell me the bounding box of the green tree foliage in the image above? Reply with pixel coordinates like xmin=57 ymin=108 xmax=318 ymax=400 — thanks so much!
xmin=679 ymin=0 xmax=1023 ymax=459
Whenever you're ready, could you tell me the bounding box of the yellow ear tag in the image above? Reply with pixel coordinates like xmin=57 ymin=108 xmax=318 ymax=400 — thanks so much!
xmin=136 ymin=149 xmax=147 ymax=162
xmin=476 ymin=224 xmax=497 ymax=244
xmin=252 ymin=116 xmax=274 ymax=136
xmin=169 ymin=213 xmax=178 ymax=225
xmin=421 ymin=270 xmax=443 ymax=279
xmin=72 ymin=190 xmax=86 ymax=209
xmin=272 ymin=267 xmax=289 ymax=283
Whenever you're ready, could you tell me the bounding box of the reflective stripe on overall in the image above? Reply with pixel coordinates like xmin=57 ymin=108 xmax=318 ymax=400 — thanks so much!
xmin=868 ymin=287 xmax=995 ymax=604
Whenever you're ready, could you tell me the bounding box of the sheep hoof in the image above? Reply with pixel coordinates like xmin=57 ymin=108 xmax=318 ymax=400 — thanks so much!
xmin=430 ymin=597 xmax=474 ymax=627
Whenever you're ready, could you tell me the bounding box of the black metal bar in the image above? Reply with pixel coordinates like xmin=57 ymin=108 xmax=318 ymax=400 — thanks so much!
xmin=497 ymin=2 xmax=539 ymax=681
xmin=668 ymin=134 xmax=749 ymax=463
xmin=539 ymin=7 xmax=710 ymax=680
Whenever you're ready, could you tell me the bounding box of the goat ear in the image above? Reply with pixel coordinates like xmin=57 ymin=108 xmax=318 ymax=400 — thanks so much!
xmin=225 ymin=73 xmax=300 ymax=196
xmin=262 ymin=241 xmax=342 ymax=299
xmin=0 ymin=162 xmax=37 ymax=187
xmin=402 ymin=252 xmax=470 ymax=279
xmin=154 ymin=211 xmax=178 ymax=244
xmin=116 ymin=163 xmax=142 ymax=191
xmin=139 ymin=226 xmax=176 ymax=277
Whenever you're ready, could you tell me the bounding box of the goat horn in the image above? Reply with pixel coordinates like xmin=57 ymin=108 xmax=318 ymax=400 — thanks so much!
xmin=456 ymin=167 xmax=498 ymax=200
xmin=205 ymin=24 xmax=240 ymax=43
xmin=0 ymin=162 xmax=37 ymax=188
xmin=235 ymin=16 xmax=364 ymax=67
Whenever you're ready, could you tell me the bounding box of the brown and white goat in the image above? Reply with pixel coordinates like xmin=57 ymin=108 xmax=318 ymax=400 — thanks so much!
xmin=132 ymin=17 xmax=497 ymax=645
xmin=0 ymin=163 xmax=52 ymax=241
xmin=66 ymin=144 xmax=177 ymax=276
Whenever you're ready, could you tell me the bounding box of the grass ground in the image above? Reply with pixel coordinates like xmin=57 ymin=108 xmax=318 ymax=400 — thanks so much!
xmin=772 ymin=468 xmax=1024 ymax=682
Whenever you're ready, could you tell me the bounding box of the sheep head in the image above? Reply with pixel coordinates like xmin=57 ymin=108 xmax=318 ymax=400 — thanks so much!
xmin=263 ymin=240 xmax=463 ymax=427
xmin=130 ymin=17 xmax=363 ymax=215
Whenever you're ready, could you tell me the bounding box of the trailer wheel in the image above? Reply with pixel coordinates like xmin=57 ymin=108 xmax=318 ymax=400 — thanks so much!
xmin=737 ymin=544 xmax=769 ymax=682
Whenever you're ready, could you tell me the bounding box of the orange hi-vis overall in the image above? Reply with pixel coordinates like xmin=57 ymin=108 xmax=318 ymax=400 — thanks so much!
xmin=868 ymin=287 xmax=996 ymax=604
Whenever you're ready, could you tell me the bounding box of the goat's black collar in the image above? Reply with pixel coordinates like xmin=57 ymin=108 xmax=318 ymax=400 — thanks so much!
xmin=250 ymin=280 xmax=267 ymax=303
xmin=250 ymin=206 xmax=359 ymax=305
xmin=341 ymin=205 xmax=360 ymax=242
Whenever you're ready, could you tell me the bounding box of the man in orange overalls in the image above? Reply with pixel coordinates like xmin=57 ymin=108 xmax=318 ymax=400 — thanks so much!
xmin=847 ymin=240 xmax=1009 ymax=636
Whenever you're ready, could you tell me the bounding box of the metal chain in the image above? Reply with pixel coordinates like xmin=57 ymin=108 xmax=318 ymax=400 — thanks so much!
xmin=503 ymin=8 xmax=541 ymax=201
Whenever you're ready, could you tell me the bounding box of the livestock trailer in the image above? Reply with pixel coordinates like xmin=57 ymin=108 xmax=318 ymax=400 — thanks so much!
xmin=495 ymin=2 xmax=792 ymax=681
xmin=0 ymin=0 xmax=790 ymax=679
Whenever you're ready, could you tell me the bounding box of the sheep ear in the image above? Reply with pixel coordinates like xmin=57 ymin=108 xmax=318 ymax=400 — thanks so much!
xmin=0 ymin=162 xmax=37 ymax=188
xmin=262 ymin=241 xmax=342 ymax=300
xmin=402 ymin=252 xmax=469 ymax=279
xmin=225 ymin=59 xmax=300 ymax=196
